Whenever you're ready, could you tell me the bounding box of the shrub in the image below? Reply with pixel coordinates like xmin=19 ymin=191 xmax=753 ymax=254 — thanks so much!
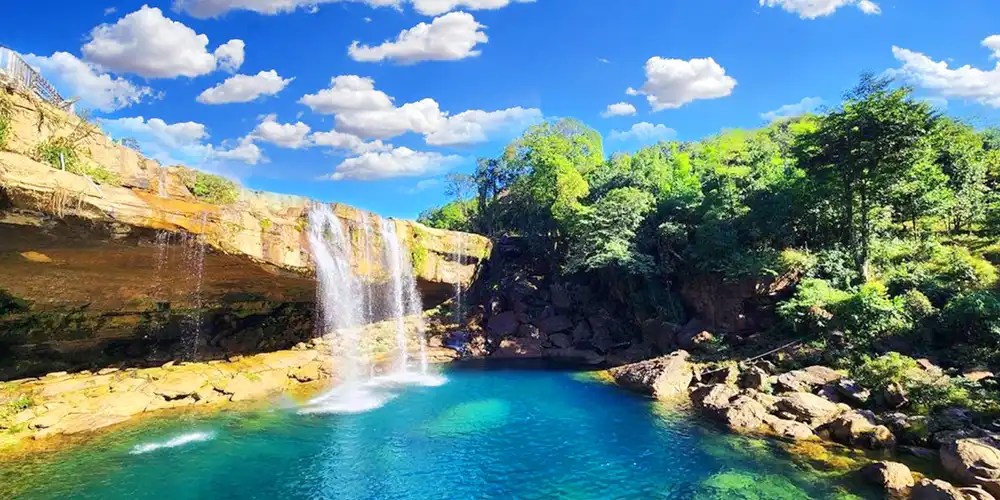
xmin=836 ymin=281 xmax=911 ymax=347
xmin=851 ymin=352 xmax=920 ymax=395
xmin=902 ymin=289 xmax=935 ymax=322
xmin=34 ymin=137 xmax=120 ymax=185
xmin=777 ymin=248 xmax=818 ymax=276
xmin=939 ymin=291 xmax=1000 ymax=349
xmin=809 ymin=246 xmax=859 ymax=289
xmin=778 ymin=278 xmax=850 ymax=332
xmin=186 ymin=172 xmax=240 ymax=205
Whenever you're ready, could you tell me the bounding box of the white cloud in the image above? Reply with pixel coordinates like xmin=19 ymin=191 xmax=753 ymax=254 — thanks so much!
xmin=309 ymin=129 xmax=392 ymax=154
xmin=81 ymin=5 xmax=244 ymax=78
xmin=758 ymin=0 xmax=880 ymax=19
xmin=214 ymin=39 xmax=246 ymax=73
xmin=172 ymin=0 xmax=399 ymax=18
xmin=984 ymin=35 xmax=1000 ymax=59
xmin=196 ymin=70 xmax=293 ymax=104
xmin=22 ymin=52 xmax=155 ymax=112
xmin=300 ymin=75 xmax=539 ymax=145
xmin=215 ymin=136 xmax=266 ymax=165
xmin=348 ymin=11 xmax=487 ymax=64
xmin=251 ymin=115 xmax=312 ymax=148
xmin=601 ymin=102 xmax=637 ymax=118
xmin=407 ymin=178 xmax=440 ymax=193
xmin=298 ymin=75 xmax=395 ymax=114
xmin=626 ymin=56 xmax=737 ymax=111
xmin=104 ymin=7 xmax=117 ymax=15
xmin=598 ymin=57 xmax=611 ymax=64
xmin=328 ymin=147 xmax=462 ymax=181
xmin=425 ymin=107 xmax=542 ymax=146
xmin=891 ymin=40 xmax=1000 ymax=108
xmin=609 ymin=122 xmax=676 ymax=143
xmin=410 ymin=0 xmax=533 ymax=16
xmin=760 ymin=96 xmax=823 ymax=121
xmin=101 ymin=116 xmax=208 ymax=148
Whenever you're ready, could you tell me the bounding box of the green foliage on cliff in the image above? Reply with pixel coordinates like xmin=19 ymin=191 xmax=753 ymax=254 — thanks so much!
xmin=34 ymin=137 xmax=121 ymax=185
xmin=185 ymin=171 xmax=240 ymax=205
xmin=421 ymin=73 xmax=1000 ymax=369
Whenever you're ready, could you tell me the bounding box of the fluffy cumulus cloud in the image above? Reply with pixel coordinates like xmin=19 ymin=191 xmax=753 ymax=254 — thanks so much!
xmin=424 ymin=107 xmax=542 ymax=146
xmin=309 ymin=129 xmax=392 ymax=154
xmin=81 ymin=5 xmax=244 ymax=78
xmin=172 ymin=0 xmax=529 ymax=17
xmin=251 ymin=115 xmax=312 ymax=148
xmin=760 ymin=96 xmax=823 ymax=121
xmin=985 ymin=35 xmax=1000 ymax=59
xmin=891 ymin=38 xmax=1000 ymax=107
xmin=328 ymin=147 xmax=462 ymax=181
xmin=758 ymin=0 xmax=880 ymax=19
xmin=601 ymin=102 xmax=637 ymax=118
xmin=101 ymin=115 xmax=265 ymax=167
xmin=23 ymin=52 xmax=155 ymax=112
xmin=609 ymin=122 xmax=676 ymax=143
xmin=348 ymin=12 xmax=487 ymax=64
xmin=196 ymin=70 xmax=293 ymax=104
xmin=300 ymin=75 xmax=539 ymax=146
xmin=626 ymin=56 xmax=737 ymax=111
xmin=410 ymin=0 xmax=534 ymax=16
xmin=298 ymin=75 xmax=395 ymax=114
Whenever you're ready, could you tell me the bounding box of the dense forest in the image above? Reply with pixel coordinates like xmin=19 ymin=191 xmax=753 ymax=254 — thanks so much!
xmin=420 ymin=74 xmax=1000 ymax=412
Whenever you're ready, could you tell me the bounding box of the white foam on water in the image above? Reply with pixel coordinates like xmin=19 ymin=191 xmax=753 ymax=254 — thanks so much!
xmin=372 ymin=371 xmax=448 ymax=388
xmin=129 ymin=431 xmax=214 ymax=455
xmin=299 ymin=385 xmax=396 ymax=415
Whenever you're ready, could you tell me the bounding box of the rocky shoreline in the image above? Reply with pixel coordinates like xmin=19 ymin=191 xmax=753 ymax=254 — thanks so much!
xmin=609 ymin=350 xmax=1000 ymax=499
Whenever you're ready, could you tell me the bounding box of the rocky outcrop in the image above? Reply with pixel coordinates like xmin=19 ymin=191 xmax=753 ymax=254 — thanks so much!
xmin=911 ymin=479 xmax=966 ymax=500
xmin=829 ymin=410 xmax=896 ymax=449
xmin=941 ymin=437 xmax=1000 ymax=497
xmin=774 ymin=392 xmax=843 ymax=428
xmin=609 ymin=351 xmax=693 ymax=400
xmin=774 ymin=365 xmax=843 ymax=393
xmin=861 ymin=461 xmax=914 ymax=497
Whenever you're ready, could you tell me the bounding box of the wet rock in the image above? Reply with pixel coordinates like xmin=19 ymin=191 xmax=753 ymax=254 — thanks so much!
xmin=609 ymin=351 xmax=693 ymax=401
xmin=486 ymin=311 xmax=520 ymax=337
xmin=149 ymin=372 xmax=207 ymax=400
xmin=289 ymin=361 xmax=324 ymax=383
xmin=548 ymin=332 xmax=572 ymax=349
xmin=940 ymin=437 xmax=1000 ymax=497
xmin=492 ymin=337 xmax=543 ymax=358
xmin=911 ymin=479 xmax=965 ymax=500
xmin=775 ymin=392 xmax=843 ymax=428
xmin=738 ymin=366 xmax=771 ymax=392
xmin=604 ymin=344 xmax=652 ymax=366
xmin=763 ymin=415 xmax=815 ymax=440
xmin=861 ymin=461 xmax=914 ymax=496
xmin=774 ymin=365 xmax=843 ymax=393
xmin=899 ymin=446 xmax=939 ymax=461
xmin=536 ymin=315 xmax=573 ymax=334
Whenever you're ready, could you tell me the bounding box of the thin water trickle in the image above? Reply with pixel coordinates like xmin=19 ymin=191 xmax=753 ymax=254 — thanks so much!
xmin=181 ymin=212 xmax=208 ymax=360
xmin=453 ymin=232 xmax=468 ymax=325
xmin=360 ymin=213 xmax=375 ymax=324
xmin=380 ymin=218 xmax=410 ymax=373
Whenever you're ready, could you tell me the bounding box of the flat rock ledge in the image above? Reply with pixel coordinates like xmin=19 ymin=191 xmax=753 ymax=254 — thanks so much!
xmin=0 ymin=348 xmax=338 ymax=446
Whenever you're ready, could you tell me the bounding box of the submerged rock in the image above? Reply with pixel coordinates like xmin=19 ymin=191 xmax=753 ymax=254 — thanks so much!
xmin=609 ymin=351 xmax=693 ymax=401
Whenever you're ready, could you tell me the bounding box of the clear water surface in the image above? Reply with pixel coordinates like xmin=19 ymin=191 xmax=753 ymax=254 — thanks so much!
xmin=1 ymin=367 xmax=878 ymax=499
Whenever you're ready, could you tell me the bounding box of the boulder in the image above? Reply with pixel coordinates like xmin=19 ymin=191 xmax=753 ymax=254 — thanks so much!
xmin=940 ymin=437 xmax=1000 ymax=497
xmin=737 ymin=366 xmax=771 ymax=392
xmin=487 ymin=311 xmax=520 ymax=337
xmin=861 ymin=461 xmax=914 ymax=496
xmin=548 ymin=332 xmax=572 ymax=349
xmin=911 ymin=479 xmax=965 ymax=500
xmin=609 ymin=351 xmax=693 ymax=400
xmin=774 ymin=392 xmax=843 ymax=428
xmin=571 ymin=321 xmax=593 ymax=343
xmin=834 ymin=378 xmax=871 ymax=407
xmin=536 ymin=315 xmax=573 ymax=334
xmin=763 ymin=415 xmax=815 ymax=440
xmin=492 ymin=337 xmax=543 ymax=359
xmin=550 ymin=284 xmax=571 ymax=310
xmin=721 ymin=395 xmax=768 ymax=432
xmin=961 ymin=487 xmax=997 ymax=500
xmin=774 ymin=365 xmax=843 ymax=393
xmin=830 ymin=410 xmax=897 ymax=449
xmin=691 ymin=384 xmax=739 ymax=414
xmin=289 ymin=361 xmax=324 ymax=383
xmin=641 ymin=318 xmax=678 ymax=353
xmin=677 ymin=329 xmax=714 ymax=351
xmin=517 ymin=324 xmax=542 ymax=340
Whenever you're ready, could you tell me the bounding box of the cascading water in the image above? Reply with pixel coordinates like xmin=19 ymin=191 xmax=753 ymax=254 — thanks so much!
xmin=180 ymin=212 xmax=208 ymax=360
xmin=302 ymin=205 xmax=445 ymax=414
xmin=452 ymin=232 xmax=468 ymax=325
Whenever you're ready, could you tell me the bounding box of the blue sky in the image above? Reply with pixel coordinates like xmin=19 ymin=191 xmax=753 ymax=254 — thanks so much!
xmin=3 ymin=0 xmax=1000 ymax=218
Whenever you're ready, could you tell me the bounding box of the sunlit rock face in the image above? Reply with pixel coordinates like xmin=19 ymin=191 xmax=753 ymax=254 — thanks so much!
xmin=0 ymin=89 xmax=490 ymax=379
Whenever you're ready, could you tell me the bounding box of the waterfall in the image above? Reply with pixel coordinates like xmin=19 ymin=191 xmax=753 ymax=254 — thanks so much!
xmin=303 ymin=204 xmax=443 ymax=414
xmin=307 ymin=204 xmax=365 ymax=384
xmin=453 ymin=232 xmax=468 ymax=325
xmin=181 ymin=212 xmax=208 ymax=360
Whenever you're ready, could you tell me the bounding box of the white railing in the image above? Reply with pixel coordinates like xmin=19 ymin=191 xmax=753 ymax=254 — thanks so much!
xmin=0 ymin=44 xmax=70 ymax=109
